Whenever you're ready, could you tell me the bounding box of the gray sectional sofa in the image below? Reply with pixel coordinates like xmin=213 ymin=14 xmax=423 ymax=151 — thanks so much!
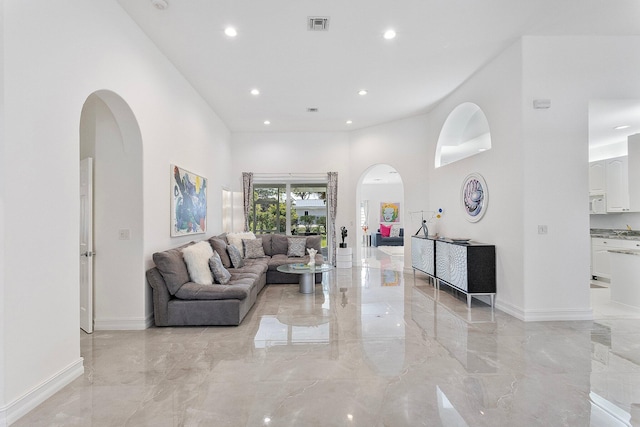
xmin=146 ymin=233 xmax=324 ymax=326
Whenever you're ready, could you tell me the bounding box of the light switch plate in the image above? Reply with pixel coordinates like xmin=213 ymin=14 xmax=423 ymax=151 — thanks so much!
xmin=118 ymin=229 xmax=131 ymax=240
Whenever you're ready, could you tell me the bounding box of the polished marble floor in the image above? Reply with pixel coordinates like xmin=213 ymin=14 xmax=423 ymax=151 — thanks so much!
xmin=15 ymin=248 xmax=640 ymax=426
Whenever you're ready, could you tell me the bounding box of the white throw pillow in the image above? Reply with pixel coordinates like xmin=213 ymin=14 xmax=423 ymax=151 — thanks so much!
xmin=390 ymin=225 xmax=401 ymax=238
xmin=226 ymin=232 xmax=255 ymax=256
xmin=182 ymin=241 xmax=214 ymax=285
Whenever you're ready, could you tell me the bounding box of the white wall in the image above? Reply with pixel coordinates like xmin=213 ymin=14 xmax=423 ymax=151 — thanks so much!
xmin=2 ymin=1 xmax=231 ymax=423
xmin=0 ymin=0 xmax=6 ymax=423
xmin=230 ymin=132 xmax=352 ymax=246
xmin=425 ymin=41 xmax=526 ymax=315
xmin=349 ymin=115 xmax=432 ymax=265
xmin=521 ymin=36 xmax=640 ymax=319
xmin=591 ymin=212 xmax=640 ymax=230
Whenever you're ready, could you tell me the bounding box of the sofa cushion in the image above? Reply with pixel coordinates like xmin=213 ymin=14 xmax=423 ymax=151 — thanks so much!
xmin=390 ymin=225 xmax=401 ymax=237
xmin=241 ymin=258 xmax=269 ymax=274
xmin=271 ymin=234 xmax=288 ymax=255
xmin=174 ymin=282 xmax=249 ymax=300
xmin=209 ymin=251 xmax=231 ymax=285
xmin=182 ymin=241 xmax=214 ymax=285
xmin=226 ymin=231 xmax=255 ymax=254
xmin=209 ymin=237 xmax=232 ymax=268
xmin=287 ymin=237 xmax=306 ymax=257
xmin=227 ymin=244 xmax=244 ymax=268
xmin=259 ymin=234 xmax=273 ymax=256
xmin=380 ymin=223 xmax=392 ymax=237
xmin=244 ymin=238 xmax=266 ymax=258
xmin=305 ymin=235 xmax=321 ymax=251
xmin=152 ymin=242 xmax=195 ymax=295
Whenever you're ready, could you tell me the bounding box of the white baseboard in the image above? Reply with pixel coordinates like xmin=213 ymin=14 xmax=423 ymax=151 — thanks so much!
xmin=94 ymin=314 xmax=153 ymax=331
xmin=495 ymin=299 xmax=526 ymax=320
xmin=522 ymin=307 xmax=594 ymax=321
xmin=1 ymin=358 xmax=84 ymax=426
xmin=496 ymin=299 xmax=593 ymax=321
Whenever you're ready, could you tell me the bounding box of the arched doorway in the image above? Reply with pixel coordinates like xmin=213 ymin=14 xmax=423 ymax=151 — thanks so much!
xmin=79 ymin=90 xmax=145 ymax=331
xmin=355 ymin=164 xmax=405 ymax=267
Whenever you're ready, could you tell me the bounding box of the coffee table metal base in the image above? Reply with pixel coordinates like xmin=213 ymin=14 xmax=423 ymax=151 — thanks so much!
xmin=299 ymin=273 xmax=315 ymax=294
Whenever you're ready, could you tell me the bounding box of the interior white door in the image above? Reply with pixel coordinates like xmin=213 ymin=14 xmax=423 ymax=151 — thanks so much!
xmin=80 ymin=158 xmax=94 ymax=333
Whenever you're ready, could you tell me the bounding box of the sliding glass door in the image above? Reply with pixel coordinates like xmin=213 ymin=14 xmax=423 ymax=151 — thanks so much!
xmin=250 ymin=183 xmax=327 ymax=248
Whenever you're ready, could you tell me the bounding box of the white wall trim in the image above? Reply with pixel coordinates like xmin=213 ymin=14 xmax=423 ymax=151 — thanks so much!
xmin=497 ymin=299 xmax=594 ymax=321
xmin=94 ymin=315 xmax=151 ymax=330
xmin=522 ymin=307 xmax=594 ymax=322
xmin=1 ymin=358 xmax=84 ymax=426
xmin=495 ymin=299 xmax=526 ymax=321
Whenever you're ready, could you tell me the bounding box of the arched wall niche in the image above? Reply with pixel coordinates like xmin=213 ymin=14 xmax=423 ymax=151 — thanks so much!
xmin=435 ymin=102 xmax=492 ymax=168
xmin=79 ymin=90 xmax=146 ymax=330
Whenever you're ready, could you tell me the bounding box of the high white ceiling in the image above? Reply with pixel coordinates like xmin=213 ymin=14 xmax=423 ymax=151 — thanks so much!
xmin=117 ymin=0 xmax=640 ymax=133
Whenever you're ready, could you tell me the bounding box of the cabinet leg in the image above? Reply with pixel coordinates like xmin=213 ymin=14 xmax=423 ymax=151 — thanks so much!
xmin=467 ymin=294 xmax=472 ymax=309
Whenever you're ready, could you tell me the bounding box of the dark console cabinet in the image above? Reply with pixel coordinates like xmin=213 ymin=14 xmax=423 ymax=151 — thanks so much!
xmin=412 ymin=236 xmax=496 ymax=308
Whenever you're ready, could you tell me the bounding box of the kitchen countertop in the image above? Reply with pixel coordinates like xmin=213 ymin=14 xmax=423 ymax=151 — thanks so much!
xmin=608 ymin=249 xmax=640 ymax=256
xmin=591 ymin=228 xmax=640 ymax=240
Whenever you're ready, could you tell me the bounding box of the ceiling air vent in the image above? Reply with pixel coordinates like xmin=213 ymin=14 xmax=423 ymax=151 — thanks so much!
xmin=308 ymin=17 xmax=330 ymax=31
xmin=307 ymin=107 xmax=319 ymax=113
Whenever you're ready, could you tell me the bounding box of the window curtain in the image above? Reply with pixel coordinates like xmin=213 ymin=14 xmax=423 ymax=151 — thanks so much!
xmin=242 ymin=172 xmax=254 ymax=232
xmin=327 ymin=172 xmax=338 ymax=265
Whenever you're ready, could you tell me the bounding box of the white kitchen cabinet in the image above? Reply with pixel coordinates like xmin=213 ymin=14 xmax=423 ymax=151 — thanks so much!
xmin=606 ymin=156 xmax=630 ymax=212
xmin=591 ymin=237 xmax=640 ymax=279
xmin=589 ymin=160 xmax=606 ymax=195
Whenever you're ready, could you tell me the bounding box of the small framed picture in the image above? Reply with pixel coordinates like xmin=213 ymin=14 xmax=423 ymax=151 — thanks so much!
xmin=380 ymin=202 xmax=400 ymax=223
xmin=461 ymin=173 xmax=488 ymax=222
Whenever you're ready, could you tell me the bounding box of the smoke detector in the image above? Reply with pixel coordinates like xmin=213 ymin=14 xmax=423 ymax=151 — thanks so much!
xmin=308 ymin=17 xmax=330 ymax=31
xmin=151 ymin=0 xmax=168 ymax=10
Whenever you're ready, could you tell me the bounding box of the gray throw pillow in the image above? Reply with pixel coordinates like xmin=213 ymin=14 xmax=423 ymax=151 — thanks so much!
xmin=305 ymin=235 xmax=322 ymax=252
xmin=209 ymin=251 xmax=231 ymax=285
xmin=227 ymin=244 xmax=244 ymax=268
xmin=271 ymin=234 xmax=288 ymax=255
xmin=243 ymin=238 xmax=266 ymax=258
xmin=209 ymin=237 xmax=232 ymax=268
xmin=287 ymin=237 xmax=306 ymax=257
xmin=152 ymin=242 xmax=195 ymax=295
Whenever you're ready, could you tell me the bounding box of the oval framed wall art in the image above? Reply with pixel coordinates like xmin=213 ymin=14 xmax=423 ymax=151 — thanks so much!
xmin=460 ymin=173 xmax=488 ymax=222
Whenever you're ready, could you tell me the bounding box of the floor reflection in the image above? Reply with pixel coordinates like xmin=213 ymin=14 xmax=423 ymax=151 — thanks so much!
xmin=13 ymin=246 xmax=640 ymax=427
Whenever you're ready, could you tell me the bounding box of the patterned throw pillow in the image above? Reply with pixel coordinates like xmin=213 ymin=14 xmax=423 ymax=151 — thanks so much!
xmin=390 ymin=225 xmax=401 ymax=237
xmin=227 ymin=244 xmax=244 ymax=268
xmin=287 ymin=237 xmax=306 ymax=257
xmin=226 ymin=231 xmax=255 ymax=254
xmin=243 ymin=238 xmax=265 ymax=258
xmin=209 ymin=251 xmax=231 ymax=285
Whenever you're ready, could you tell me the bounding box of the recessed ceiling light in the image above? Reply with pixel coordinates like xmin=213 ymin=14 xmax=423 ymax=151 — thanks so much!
xmin=383 ymin=29 xmax=396 ymax=40
xmin=479 ymin=148 xmax=487 ymax=152
xmin=263 ymin=120 xmax=271 ymax=125
xmin=346 ymin=120 xmax=353 ymax=125
xmin=358 ymin=90 xmax=368 ymax=96
xmin=250 ymin=89 xmax=260 ymax=96
xmin=224 ymin=27 xmax=237 ymax=37
xmin=614 ymin=125 xmax=630 ymax=130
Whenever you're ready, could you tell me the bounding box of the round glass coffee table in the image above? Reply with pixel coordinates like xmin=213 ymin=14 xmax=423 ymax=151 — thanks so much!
xmin=276 ymin=263 xmax=333 ymax=294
